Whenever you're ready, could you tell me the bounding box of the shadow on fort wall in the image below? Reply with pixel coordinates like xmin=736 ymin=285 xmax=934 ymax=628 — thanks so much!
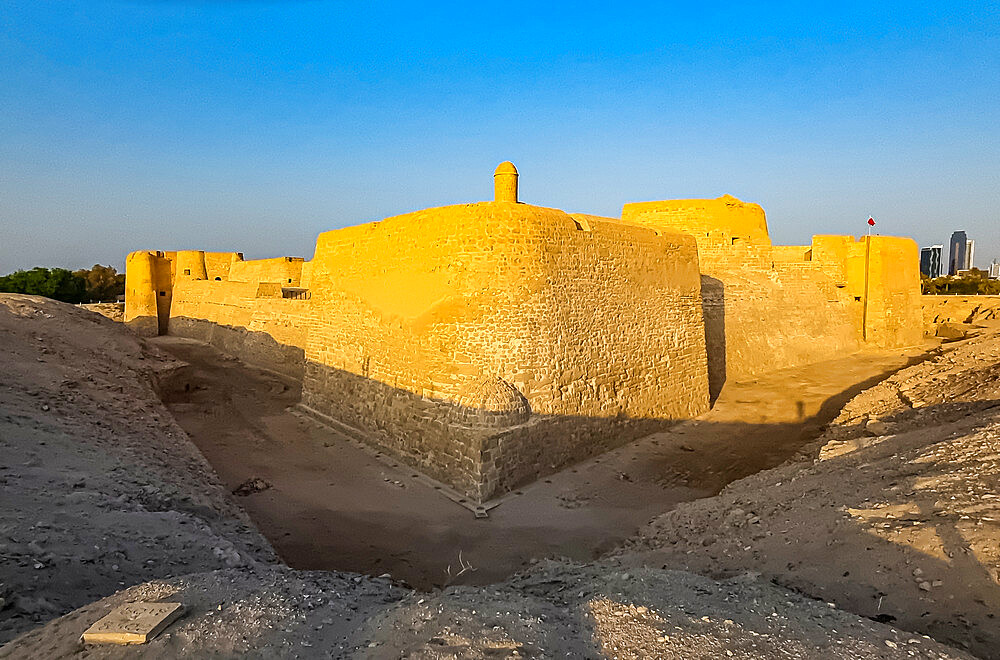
xmin=700 ymin=275 xmax=726 ymax=404
xmin=166 ymin=316 xmax=305 ymax=380
xmin=299 ymin=360 xmax=680 ymax=503
xmin=150 ymin=332 xmax=1000 ymax=657
xmin=151 ymin=314 xmax=931 ymax=504
xmin=157 ymin=316 xmax=691 ymax=502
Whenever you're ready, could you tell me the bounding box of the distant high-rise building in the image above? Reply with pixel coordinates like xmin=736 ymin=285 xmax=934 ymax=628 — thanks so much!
xmin=949 ymin=231 xmax=968 ymax=275
xmin=966 ymin=239 xmax=976 ymax=270
xmin=989 ymin=260 xmax=1000 ymax=279
xmin=919 ymin=245 xmax=943 ymax=278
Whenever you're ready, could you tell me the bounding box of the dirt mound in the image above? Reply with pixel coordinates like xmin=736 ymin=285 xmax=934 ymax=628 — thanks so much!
xmin=619 ymin=329 xmax=1000 ymax=658
xmin=0 ymin=567 xmax=406 ymax=659
xmin=80 ymin=303 xmax=124 ymax=323
xmin=0 ymin=294 xmax=275 ymax=643
xmin=1 ymin=562 xmax=970 ymax=659
xmin=817 ymin=329 xmax=1000 ymax=456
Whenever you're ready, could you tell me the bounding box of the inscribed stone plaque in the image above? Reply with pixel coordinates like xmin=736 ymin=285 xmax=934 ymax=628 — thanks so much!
xmin=81 ymin=602 xmax=185 ymax=645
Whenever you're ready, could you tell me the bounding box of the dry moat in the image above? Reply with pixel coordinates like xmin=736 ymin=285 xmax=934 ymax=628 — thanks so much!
xmin=154 ymin=334 xmax=927 ymax=590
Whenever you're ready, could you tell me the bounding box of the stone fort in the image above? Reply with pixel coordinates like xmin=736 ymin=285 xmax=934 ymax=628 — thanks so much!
xmin=125 ymin=163 xmax=921 ymax=502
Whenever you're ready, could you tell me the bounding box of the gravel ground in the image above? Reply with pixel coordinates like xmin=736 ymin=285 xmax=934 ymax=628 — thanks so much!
xmin=0 ymin=295 xmax=275 ymax=644
xmin=0 ymin=562 xmax=970 ymax=659
xmin=618 ymin=324 xmax=1000 ymax=658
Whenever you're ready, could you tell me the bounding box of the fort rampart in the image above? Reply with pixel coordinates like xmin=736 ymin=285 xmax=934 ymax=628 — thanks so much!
xmin=126 ymin=163 xmax=923 ymax=501
xmin=623 ymin=196 xmax=922 ymax=396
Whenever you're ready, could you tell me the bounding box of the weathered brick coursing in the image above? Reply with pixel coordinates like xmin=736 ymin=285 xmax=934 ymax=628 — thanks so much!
xmin=297 ymin=202 xmax=709 ymax=500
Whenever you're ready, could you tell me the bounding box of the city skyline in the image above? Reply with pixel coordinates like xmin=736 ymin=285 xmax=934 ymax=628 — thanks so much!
xmin=1 ymin=2 xmax=998 ymax=274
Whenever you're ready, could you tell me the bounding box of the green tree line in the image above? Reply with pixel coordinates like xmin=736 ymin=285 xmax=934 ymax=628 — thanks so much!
xmin=0 ymin=265 xmax=125 ymax=304
xmin=922 ymin=269 xmax=1000 ymax=295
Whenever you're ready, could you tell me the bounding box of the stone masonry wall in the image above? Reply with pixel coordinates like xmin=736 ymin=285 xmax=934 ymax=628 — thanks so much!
xmin=623 ymin=196 xmax=921 ymax=389
xmin=300 ymin=202 xmax=709 ymax=499
xmin=229 ymin=256 xmax=305 ymax=286
xmin=855 ymin=236 xmax=923 ymax=348
xmin=169 ymin=279 xmax=312 ymax=378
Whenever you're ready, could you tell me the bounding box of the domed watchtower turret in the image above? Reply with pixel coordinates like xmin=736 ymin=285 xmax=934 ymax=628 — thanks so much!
xmin=493 ymin=161 xmax=518 ymax=203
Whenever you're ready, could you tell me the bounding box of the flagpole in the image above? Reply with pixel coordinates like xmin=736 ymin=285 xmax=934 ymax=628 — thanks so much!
xmin=862 ymin=215 xmax=875 ymax=341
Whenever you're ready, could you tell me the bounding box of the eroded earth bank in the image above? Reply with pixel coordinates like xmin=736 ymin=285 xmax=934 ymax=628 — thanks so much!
xmin=1 ymin=293 xmax=997 ymax=658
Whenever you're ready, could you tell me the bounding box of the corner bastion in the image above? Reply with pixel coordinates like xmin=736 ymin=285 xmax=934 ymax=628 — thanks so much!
xmin=126 ymin=163 xmax=710 ymax=501
xmin=125 ymin=164 xmax=921 ymax=502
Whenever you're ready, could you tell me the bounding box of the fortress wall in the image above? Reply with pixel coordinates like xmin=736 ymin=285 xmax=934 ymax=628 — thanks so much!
xmin=624 ymin=197 xmax=924 ymax=386
xmin=848 ymin=236 xmax=923 ymax=348
xmin=507 ymin=214 xmax=708 ymax=419
xmin=228 ymin=256 xmax=306 ymax=286
xmin=478 ymin=214 xmax=709 ymax=495
xmin=168 ymin=279 xmax=311 ymax=378
xmin=125 ymin=249 xmax=309 ymax=373
xmin=171 ymin=250 xmax=243 ymax=282
xmin=300 ymin=202 xmax=709 ymax=499
xmin=772 ymin=245 xmax=812 ymax=262
xmin=624 ymin=198 xmax=862 ymax=384
xmin=124 ymin=251 xmax=175 ymax=337
xmin=623 ymin=195 xmax=770 ymax=243
xmin=152 ymin=254 xmax=176 ymax=336
xmin=175 ymin=251 xmax=208 ymax=280
xmin=124 ymin=251 xmax=159 ymax=336
xmin=299 ymin=260 xmax=314 ymax=289
xmin=300 ymin=204 xmax=541 ymax=497
xmin=204 ymin=252 xmax=240 ymax=281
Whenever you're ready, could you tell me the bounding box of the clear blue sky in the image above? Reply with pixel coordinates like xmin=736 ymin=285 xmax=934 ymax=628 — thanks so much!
xmin=1 ymin=1 xmax=998 ymax=273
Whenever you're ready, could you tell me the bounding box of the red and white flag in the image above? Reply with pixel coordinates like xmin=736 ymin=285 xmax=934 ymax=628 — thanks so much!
xmin=868 ymin=217 xmax=876 ymax=227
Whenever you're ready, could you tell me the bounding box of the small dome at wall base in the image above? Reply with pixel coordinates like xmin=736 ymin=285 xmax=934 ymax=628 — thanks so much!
xmin=450 ymin=377 xmax=531 ymax=429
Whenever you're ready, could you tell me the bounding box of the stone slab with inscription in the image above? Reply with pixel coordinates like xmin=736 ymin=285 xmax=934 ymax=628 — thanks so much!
xmin=81 ymin=602 xmax=185 ymax=645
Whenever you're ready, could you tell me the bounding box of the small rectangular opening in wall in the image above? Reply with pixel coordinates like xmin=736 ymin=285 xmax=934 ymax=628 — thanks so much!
xmin=159 ymin=291 xmax=166 ymax=297
xmin=282 ymin=287 xmax=311 ymax=300
xmin=183 ymin=269 xmax=191 ymax=275
xmin=731 ymin=237 xmax=740 ymax=245
xmin=855 ymin=296 xmax=862 ymax=301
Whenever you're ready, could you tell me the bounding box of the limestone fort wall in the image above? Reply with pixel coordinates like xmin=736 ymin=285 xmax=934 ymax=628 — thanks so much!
xmin=623 ymin=195 xmax=921 ymax=394
xmin=229 ymin=256 xmax=306 ymax=287
xmin=299 ymin=201 xmax=709 ymax=498
xmin=125 ymin=250 xmax=312 ymax=378
xmin=124 ymin=164 xmax=924 ymax=502
xmin=169 ymin=280 xmax=312 ymax=379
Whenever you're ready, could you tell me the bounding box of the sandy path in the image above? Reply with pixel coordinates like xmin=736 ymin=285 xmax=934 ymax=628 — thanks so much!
xmin=152 ymin=336 xmax=929 ymax=591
